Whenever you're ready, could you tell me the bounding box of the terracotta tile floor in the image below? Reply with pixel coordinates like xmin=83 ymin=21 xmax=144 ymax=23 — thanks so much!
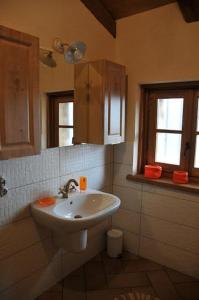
xmin=37 ymin=252 xmax=199 ymax=300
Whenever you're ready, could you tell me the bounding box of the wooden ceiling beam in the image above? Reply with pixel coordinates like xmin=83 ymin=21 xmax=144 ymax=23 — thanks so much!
xmin=177 ymin=0 xmax=199 ymax=22
xmin=80 ymin=0 xmax=116 ymax=38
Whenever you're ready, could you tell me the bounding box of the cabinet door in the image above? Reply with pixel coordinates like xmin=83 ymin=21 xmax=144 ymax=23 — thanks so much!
xmin=104 ymin=61 xmax=125 ymax=144
xmin=0 ymin=26 xmax=40 ymax=159
xmin=74 ymin=61 xmax=105 ymax=144
xmin=74 ymin=63 xmax=89 ymax=144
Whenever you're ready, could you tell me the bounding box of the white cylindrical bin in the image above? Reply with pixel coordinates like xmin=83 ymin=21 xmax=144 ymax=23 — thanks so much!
xmin=107 ymin=229 xmax=123 ymax=258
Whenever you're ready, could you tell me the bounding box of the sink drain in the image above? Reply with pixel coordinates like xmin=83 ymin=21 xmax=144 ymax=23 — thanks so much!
xmin=74 ymin=215 xmax=82 ymax=219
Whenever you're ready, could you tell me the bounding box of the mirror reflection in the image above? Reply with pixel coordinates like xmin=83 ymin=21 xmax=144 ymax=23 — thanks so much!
xmin=47 ymin=91 xmax=74 ymax=148
xmin=40 ymin=39 xmax=86 ymax=149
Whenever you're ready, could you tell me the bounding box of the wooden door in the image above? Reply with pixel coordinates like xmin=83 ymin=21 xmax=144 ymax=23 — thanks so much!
xmin=104 ymin=61 xmax=125 ymax=144
xmin=0 ymin=26 xmax=40 ymax=159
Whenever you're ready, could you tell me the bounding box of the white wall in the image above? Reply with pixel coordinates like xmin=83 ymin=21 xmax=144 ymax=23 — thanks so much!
xmin=0 ymin=1 xmax=115 ymax=299
xmin=113 ymin=3 xmax=199 ymax=277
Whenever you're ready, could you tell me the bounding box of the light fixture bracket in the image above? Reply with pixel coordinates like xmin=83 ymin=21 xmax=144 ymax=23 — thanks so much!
xmin=53 ymin=38 xmax=68 ymax=54
xmin=53 ymin=38 xmax=86 ymax=64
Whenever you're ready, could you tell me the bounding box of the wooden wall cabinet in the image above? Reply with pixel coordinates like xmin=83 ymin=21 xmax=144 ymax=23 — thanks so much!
xmin=0 ymin=25 xmax=40 ymax=160
xmin=74 ymin=60 xmax=126 ymax=145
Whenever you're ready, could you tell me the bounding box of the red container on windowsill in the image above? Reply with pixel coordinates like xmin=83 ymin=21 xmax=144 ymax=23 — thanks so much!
xmin=144 ymin=165 xmax=162 ymax=179
xmin=173 ymin=171 xmax=189 ymax=184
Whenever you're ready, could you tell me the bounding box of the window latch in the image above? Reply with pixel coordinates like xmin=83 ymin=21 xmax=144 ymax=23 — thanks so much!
xmin=184 ymin=142 xmax=190 ymax=158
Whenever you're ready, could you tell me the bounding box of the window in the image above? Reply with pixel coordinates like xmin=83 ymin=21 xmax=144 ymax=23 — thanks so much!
xmin=139 ymin=83 xmax=199 ymax=179
xmin=47 ymin=91 xmax=74 ymax=147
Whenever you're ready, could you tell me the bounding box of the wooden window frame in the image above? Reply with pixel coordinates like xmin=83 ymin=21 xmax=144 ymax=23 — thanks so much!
xmin=47 ymin=90 xmax=74 ymax=148
xmin=138 ymin=81 xmax=199 ymax=181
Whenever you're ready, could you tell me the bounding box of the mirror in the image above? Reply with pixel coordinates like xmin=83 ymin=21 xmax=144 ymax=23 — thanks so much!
xmin=40 ymin=54 xmax=75 ymax=149
xmin=46 ymin=90 xmax=74 ymax=148
xmin=41 ymin=40 xmax=87 ymax=149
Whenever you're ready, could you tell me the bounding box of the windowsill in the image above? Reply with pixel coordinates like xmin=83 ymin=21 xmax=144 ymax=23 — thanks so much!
xmin=127 ymin=174 xmax=199 ymax=194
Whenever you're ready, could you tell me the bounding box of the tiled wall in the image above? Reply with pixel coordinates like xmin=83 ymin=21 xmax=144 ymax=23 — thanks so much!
xmin=113 ymin=142 xmax=199 ymax=279
xmin=0 ymin=144 xmax=113 ymax=300
xmin=1 ymin=140 xmax=199 ymax=300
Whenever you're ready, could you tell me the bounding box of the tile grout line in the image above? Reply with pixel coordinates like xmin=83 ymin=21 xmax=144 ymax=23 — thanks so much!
xmin=146 ymin=269 xmax=185 ymax=300
xmin=36 ymin=251 xmax=199 ymax=300
xmin=141 ymin=211 xmax=199 ymax=231
xmin=0 ymin=261 xmax=51 ymax=295
xmin=164 ymin=266 xmax=199 ymax=284
xmin=0 ymin=236 xmax=51 ymax=263
xmin=145 ymin=271 xmax=159 ymax=298
xmin=163 ymin=267 xmax=193 ymax=300
xmin=6 ymin=160 xmax=112 ymax=191
xmin=140 ymin=234 xmax=199 ymax=258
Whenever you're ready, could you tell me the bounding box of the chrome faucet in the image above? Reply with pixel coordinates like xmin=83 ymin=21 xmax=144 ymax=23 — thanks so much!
xmin=59 ymin=179 xmax=79 ymax=198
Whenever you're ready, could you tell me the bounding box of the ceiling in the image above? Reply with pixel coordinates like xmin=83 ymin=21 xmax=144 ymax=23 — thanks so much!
xmin=100 ymin=0 xmax=175 ymax=20
xmin=80 ymin=0 xmax=199 ymax=37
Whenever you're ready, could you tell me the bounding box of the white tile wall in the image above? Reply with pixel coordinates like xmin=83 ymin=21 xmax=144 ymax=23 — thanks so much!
xmin=0 ymin=260 xmax=62 ymax=300
xmin=0 ymin=148 xmax=60 ymax=189
xmin=141 ymin=215 xmax=199 ymax=255
xmin=59 ymin=144 xmax=112 ymax=176
xmin=0 ymin=239 xmax=59 ymax=292
xmin=140 ymin=237 xmax=199 ymax=278
xmin=1 ymin=139 xmax=199 ymax=299
xmin=113 ymin=163 xmax=141 ymax=190
xmin=112 ymin=161 xmax=142 ymax=255
xmin=112 ymin=208 xmax=140 ymax=235
xmin=0 ymin=144 xmax=113 ymax=300
xmin=113 ymin=185 xmax=141 ymax=213
xmin=0 ymin=218 xmax=49 ymax=261
xmin=0 ymin=178 xmax=60 ymax=226
xmin=60 ymin=165 xmax=113 ymax=192
xmin=113 ymin=142 xmax=133 ymax=165
xmin=142 ymin=191 xmax=199 ymax=229
xmin=112 ymin=142 xmax=199 ymax=279
xmin=123 ymin=231 xmax=139 ymax=255
xmin=143 ymin=183 xmax=199 ymax=203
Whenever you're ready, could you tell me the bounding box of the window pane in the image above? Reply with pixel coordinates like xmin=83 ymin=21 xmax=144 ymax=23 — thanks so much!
xmin=59 ymin=102 xmax=73 ymax=126
xmin=155 ymin=133 xmax=181 ymax=165
xmin=194 ymin=135 xmax=199 ymax=168
xmin=59 ymin=128 xmax=73 ymax=147
xmin=157 ymin=98 xmax=184 ymax=130
xmin=197 ymin=98 xmax=199 ymax=132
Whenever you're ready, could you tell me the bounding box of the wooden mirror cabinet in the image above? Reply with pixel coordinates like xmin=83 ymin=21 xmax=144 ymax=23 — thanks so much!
xmin=0 ymin=25 xmax=126 ymax=160
xmin=0 ymin=25 xmax=40 ymax=160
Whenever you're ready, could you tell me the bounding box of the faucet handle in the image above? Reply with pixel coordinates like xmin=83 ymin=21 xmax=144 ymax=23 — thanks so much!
xmin=69 ymin=184 xmax=78 ymax=192
xmin=58 ymin=187 xmax=68 ymax=198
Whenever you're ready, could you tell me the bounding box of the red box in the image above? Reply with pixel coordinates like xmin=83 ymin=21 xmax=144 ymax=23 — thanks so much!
xmin=173 ymin=171 xmax=188 ymax=184
xmin=144 ymin=165 xmax=162 ymax=179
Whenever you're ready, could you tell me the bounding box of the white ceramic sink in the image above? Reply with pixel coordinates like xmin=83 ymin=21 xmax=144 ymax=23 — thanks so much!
xmin=31 ymin=190 xmax=120 ymax=234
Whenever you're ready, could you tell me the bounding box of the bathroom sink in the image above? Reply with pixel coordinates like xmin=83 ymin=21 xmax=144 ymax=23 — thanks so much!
xmin=31 ymin=190 xmax=120 ymax=233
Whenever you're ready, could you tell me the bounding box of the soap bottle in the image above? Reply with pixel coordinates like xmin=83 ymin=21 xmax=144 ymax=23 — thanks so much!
xmin=80 ymin=176 xmax=87 ymax=191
